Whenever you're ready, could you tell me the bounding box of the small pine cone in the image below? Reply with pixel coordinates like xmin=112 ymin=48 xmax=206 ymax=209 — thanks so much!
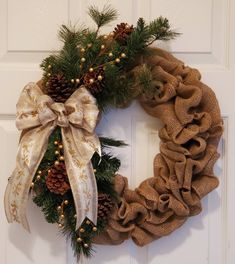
xmin=83 ymin=67 xmax=105 ymax=94
xmin=46 ymin=162 xmax=70 ymax=195
xmin=44 ymin=74 xmax=76 ymax=103
xmin=113 ymin=23 xmax=134 ymax=45
xmin=97 ymin=193 xmax=114 ymax=220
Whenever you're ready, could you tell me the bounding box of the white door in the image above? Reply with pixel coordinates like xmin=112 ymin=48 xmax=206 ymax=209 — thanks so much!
xmin=0 ymin=1 xmax=234 ymax=264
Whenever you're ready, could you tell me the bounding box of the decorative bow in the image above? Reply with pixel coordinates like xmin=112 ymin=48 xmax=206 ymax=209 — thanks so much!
xmin=4 ymin=82 xmax=100 ymax=231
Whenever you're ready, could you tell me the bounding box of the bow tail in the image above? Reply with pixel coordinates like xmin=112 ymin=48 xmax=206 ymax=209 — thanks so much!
xmin=4 ymin=124 xmax=56 ymax=231
xmin=62 ymin=127 xmax=98 ymax=229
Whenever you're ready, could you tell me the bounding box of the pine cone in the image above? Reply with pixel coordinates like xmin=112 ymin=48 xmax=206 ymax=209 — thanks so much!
xmin=44 ymin=74 xmax=76 ymax=103
xmin=113 ymin=23 xmax=134 ymax=45
xmin=46 ymin=162 xmax=70 ymax=195
xmin=83 ymin=67 xmax=105 ymax=94
xmin=98 ymin=193 xmax=114 ymax=220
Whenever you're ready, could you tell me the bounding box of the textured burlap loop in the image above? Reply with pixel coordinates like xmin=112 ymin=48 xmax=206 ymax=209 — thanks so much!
xmin=93 ymin=48 xmax=223 ymax=247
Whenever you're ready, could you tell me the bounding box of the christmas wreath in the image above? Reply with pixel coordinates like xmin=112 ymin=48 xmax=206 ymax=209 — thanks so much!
xmin=4 ymin=5 xmax=223 ymax=262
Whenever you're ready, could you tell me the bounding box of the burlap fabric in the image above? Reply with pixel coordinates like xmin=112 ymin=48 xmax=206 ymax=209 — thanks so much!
xmin=93 ymin=48 xmax=223 ymax=246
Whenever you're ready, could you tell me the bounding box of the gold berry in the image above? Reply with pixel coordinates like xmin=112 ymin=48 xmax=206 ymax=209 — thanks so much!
xmin=93 ymin=169 xmax=97 ymax=173
xmin=92 ymin=227 xmax=97 ymax=232
xmin=81 ymin=58 xmax=86 ymax=62
xmin=121 ymin=53 xmax=126 ymax=58
xmin=97 ymin=75 xmax=103 ymax=81
xmin=38 ymin=170 xmax=42 ymax=174
xmin=48 ymin=169 xmax=51 ymax=173
xmin=110 ymin=32 xmax=114 ymax=36
xmin=84 ymin=243 xmax=89 ymax=248
xmin=80 ymin=228 xmax=85 ymax=233
xmin=36 ymin=175 xmax=41 ymax=180
xmin=55 ymin=150 xmax=60 ymax=155
xmin=59 ymin=156 xmax=64 ymax=161
xmin=31 ymin=182 xmax=34 ymax=188
xmin=64 ymin=200 xmax=69 ymax=205
xmin=54 ymin=141 xmax=58 ymax=145
xmin=58 ymin=223 xmax=63 ymax=228
xmin=74 ymin=214 xmax=77 ymax=218
xmin=77 ymin=237 xmax=82 ymax=242
xmin=59 ymin=144 xmax=63 ymax=149
xmin=115 ymin=58 xmax=120 ymax=63
xmin=103 ymin=35 xmax=108 ymax=40
xmin=89 ymin=68 xmax=94 ymax=72
xmin=60 ymin=214 xmax=65 ymax=219
xmin=47 ymin=73 xmax=51 ymax=77
xmin=81 ymin=48 xmax=85 ymax=52
xmin=89 ymin=78 xmax=94 ymax=84
xmin=47 ymin=65 xmax=52 ymax=69
xmin=101 ymin=45 xmax=105 ymax=49
xmin=71 ymin=79 xmax=75 ymax=83
xmin=76 ymin=78 xmax=80 ymax=84
xmin=86 ymin=220 xmax=91 ymax=225
xmin=109 ymin=52 xmax=113 ymax=57
xmin=87 ymin=43 xmax=92 ymax=48
xmin=57 ymin=206 xmax=62 ymax=211
xmin=54 ymin=160 xmax=60 ymax=166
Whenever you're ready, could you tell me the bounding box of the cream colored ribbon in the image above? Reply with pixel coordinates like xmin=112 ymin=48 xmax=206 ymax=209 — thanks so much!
xmin=4 ymin=82 xmax=100 ymax=231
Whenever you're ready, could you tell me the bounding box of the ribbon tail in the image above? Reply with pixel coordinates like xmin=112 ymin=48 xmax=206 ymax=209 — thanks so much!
xmin=62 ymin=127 xmax=99 ymax=229
xmin=4 ymin=124 xmax=56 ymax=231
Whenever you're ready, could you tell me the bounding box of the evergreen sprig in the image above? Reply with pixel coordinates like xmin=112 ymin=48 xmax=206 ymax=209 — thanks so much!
xmin=88 ymin=4 xmax=118 ymax=31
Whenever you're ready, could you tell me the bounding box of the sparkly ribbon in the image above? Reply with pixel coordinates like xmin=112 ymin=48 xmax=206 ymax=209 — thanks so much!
xmin=4 ymin=82 xmax=100 ymax=231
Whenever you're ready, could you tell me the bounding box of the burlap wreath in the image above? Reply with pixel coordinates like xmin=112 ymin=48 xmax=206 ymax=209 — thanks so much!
xmin=93 ymin=48 xmax=223 ymax=246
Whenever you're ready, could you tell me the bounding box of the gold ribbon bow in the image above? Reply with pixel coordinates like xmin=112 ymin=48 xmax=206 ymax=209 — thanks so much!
xmin=4 ymin=82 xmax=100 ymax=231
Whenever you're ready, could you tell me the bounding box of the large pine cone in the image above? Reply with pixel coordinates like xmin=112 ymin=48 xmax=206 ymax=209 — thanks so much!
xmin=98 ymin=193 xmax=114 ymax=220
xmin=46 ymin=162 xmax=70 ymax=195
xmin=83 ymin=67 xmax=105 ymax=94
xmin=113 ymin=23 xmax=134 ymax=45
xmin=44 ymin=74 xmax=76 ymax=103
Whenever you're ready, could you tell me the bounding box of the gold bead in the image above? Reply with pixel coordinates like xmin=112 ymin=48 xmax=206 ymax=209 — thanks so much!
xmin=74 ymin=214 xmax=77 ymax=218
xmin=97 ymin=75 xmax=103 ymax=81
xmin=54 ymin=160 xmax=60 ymax=166
xmin=80 ymin=228 xmax=85 ymax=233
xmin=125 ymin=25 xmax=130 ymax=29
xmin=81 ymin=57 xmax=86 ymax=62
xmin=103 ymin=35 xmax=108 ymax=40
xmin=60 ymin=214 xmax=65 ymax=219
xmin=54 ymin=141 xmax=58 ymax=145
xmin=121 ymin=53 xmax=126 ymax=58
xmin=84 ymin=243 xmax=89 ymax=248
xmin=92 ymin=227 xmax=97 ymax=232
xmin=86 ymin=220 xmax=91 ymax=225
xmin=57 ymin=206 xmax=62 ymax=211
xmin=48 ymin=169 xmax=51 ymax=173
xmin=58 ymin=223 xmax=63 ymax=228
xmin=115 ymin=58 xmax=120 ymax=63
xmin=64 ymin=200 xmax=69 ymax=205
xmin=59 ymin=144 xmax=63 ymax=149
xmin=93 ymin=169 xmax=97 ymax=173
xmin=31 ymin=182 xmax=34 ymax=188
xmin=101 ymin=45 xmax=105 ymax=50
xmin=55 ymin=150 xmax=60 ymax=155
xmin=108 ymin=52 xmax=113 ymax=57
xmin=89 ymin=68 xmax=94 ymax=72
xmin=87 ymin=43 xmax=92 ymax=48
xmin=77 ymin=237 xmax=82 ymax=243
xmin=38 ymin=170 xmax=42 ymax=174
xmin=71 ymin=79 xmax=75 ymax=83
xmin=110 ymin=32 xmax=114 ymax=36
xmin=59 ymin=156 xmax=64 ymax=161
xmin=47 ymin=73 xmax=51 ymax=77
xmin=47 ymin=65 xmax=52 ymax=69
xmin=46 ymin=82 xmax=49 ymax=87
xmin=76 ymin=78 xmax=80 ymax=84
xmin=81 ymin=48 xmax=85 ymax=52
xmin=36 ymin=175 xmax=41 ymax=180
xmin=89 ymin=78 xmax=94 ymax=84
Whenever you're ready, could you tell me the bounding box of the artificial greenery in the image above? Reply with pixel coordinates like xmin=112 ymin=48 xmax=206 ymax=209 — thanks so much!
xmin=32 ymin=128 xmax=124 ymax=259
xmin=40 ymin=5 xmax=178 ymax=109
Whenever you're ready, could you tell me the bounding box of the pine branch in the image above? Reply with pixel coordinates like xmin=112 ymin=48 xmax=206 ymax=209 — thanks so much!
xmin=88 ymin=4 xmax=118 ymax=32
xmin=100 ymin=137 xmax=127 ymax=148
